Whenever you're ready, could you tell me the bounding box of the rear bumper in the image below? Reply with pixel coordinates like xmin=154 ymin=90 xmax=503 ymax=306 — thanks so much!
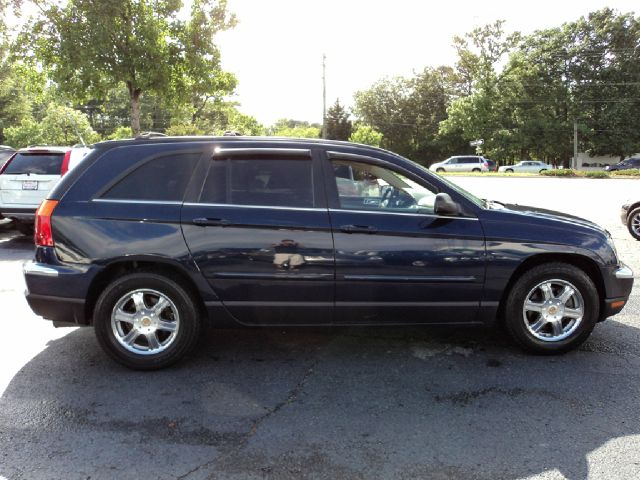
xmin=23 ymin=259 xmax=99 ymax=325
xmin=0 ymin=206 xmax=36 ymax=220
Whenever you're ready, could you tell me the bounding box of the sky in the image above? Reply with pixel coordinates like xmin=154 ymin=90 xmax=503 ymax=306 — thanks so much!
xmin=215 ymin=0 xmax=639 ymax=126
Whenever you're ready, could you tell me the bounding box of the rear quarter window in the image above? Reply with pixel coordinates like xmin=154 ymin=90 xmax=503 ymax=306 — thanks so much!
xmin=4 ymin=153 xmax=65 ymax=175
xmin=101 ymin=153 xmax=201 ymax=202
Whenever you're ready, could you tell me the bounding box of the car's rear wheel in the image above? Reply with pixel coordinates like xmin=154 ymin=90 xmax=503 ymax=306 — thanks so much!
xmin=627 ymin=207 xmax=640 ymax=240
xmin=472 ymin=168 xmax=480 ymax=172
xmin=539 ymin=169 xmax=547 ymax=173
xmin=94 ymin=272 xmax=202 ymax=370
xmin=504 ymin=263 xmax=599 ymax=354
xmin=506 ymin=168 xmax=514 ymax=173
xmin=436 ymin=168 xmax=445 ymax=173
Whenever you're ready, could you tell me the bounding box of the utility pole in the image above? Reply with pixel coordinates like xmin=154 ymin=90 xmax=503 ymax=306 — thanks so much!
xmin=322 ymin=53 xmax=327 ymax=139
xmin=573 ymin=121 xmax=578 ymax=169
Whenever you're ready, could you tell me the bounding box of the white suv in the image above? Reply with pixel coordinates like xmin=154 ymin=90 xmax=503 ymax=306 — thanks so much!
xmin=0 ymin=146 xmax=73 ymax=233
xmin=429 ymin=156 xmax=490 ymax=173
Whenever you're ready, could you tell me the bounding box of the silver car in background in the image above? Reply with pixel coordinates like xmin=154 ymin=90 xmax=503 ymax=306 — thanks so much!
xmin=499 ymin=160 xmax=553 ymax=173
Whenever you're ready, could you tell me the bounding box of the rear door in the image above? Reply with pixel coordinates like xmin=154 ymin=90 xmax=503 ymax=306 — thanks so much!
xmin=0 ymin=152 xmax=65 ymax=207
xmin=181 ymin=146 xmax=335 ymax=325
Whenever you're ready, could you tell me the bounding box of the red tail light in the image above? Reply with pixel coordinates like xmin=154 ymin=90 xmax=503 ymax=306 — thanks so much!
xmin=34 ymin=200 xmax=59 ymax=247
xmin=60 ymin=150 xmax=72 ymax=176
xmin=0 ymin=153 xmax=16 ymax=175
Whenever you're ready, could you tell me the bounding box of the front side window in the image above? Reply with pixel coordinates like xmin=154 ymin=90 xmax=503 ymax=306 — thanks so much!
xmin=200 ymin=156 xmax=313 ymax=208
xmin=102 ymin=153 xmax=200 ymax=202
xmin=332 ymin=160 xmax=437 ymax=213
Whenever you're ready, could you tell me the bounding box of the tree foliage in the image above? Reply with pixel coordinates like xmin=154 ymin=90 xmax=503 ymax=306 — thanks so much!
xmin=349 ymin=124 xmax=383 ymax=147
xmin=324 ymin=99 xmax=352 ymax=141
xmin=24 ymin=0 xmax=237 ymax=135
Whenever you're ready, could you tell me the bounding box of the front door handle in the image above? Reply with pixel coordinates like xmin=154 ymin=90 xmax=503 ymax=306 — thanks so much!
xmin=339 ymin=224 xmax=378 ymax=234
xmin=192 ymin=217 xmax=231 ymax=227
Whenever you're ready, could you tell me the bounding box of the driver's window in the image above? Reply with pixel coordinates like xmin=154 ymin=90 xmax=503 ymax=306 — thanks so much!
xmin=331 ymin=160 xmax=437 ymax=213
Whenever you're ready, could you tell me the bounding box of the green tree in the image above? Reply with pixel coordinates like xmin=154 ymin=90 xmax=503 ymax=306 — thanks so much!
xmin=349 ymin=124 xmax=382 ymax=147
xmin=324 ymin=99 xmax=352 ymax=140
xmin=25 ymin=0 xmax=237 ymax=135
xmin=5 ymin=104 xmax=99 ymax=147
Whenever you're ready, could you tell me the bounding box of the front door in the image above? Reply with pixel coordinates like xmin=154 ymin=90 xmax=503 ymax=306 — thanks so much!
xmin=181 ymin=147 xmax=335 ymax=325
xmin=324 ymin=152 xmax=486 ymax=324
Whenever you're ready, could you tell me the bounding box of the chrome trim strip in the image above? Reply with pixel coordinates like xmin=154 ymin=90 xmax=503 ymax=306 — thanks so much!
xmin=336 ymin=301 xmax=479 ymax=307
xmin=328 ymin=208 xmax=478 ymax=221
xmin=183 ymin=202 xmax=326 ymax=212
xmin=213 ymin=148 xmax=311 ymax=157
xmin=223 ymin=301 xmax=333 ymax=307
xmin=23 ymin=262 xmax=59 ymax=277
xmin=342 ymin=274 xmax=477 ymax=283
xmin=615 ymin=265 xmax=634 ymax=279
xmin=92 ymin=199 xmax=182 ymax=205
xmin=212 ymin=272 xmax=334 ymax=281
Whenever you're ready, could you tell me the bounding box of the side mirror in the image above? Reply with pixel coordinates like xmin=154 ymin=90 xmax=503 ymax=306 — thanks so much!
xmin=433 ymin=192 xmax=460 ymax=216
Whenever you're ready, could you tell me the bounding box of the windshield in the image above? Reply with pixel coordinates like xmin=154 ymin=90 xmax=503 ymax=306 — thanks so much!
xmin=3 ymin=153 xmax=65 ymax=175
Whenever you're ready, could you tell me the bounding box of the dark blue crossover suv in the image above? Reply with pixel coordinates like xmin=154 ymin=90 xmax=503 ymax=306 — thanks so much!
xmin=24 ymin=137 xmax=634 ymax=369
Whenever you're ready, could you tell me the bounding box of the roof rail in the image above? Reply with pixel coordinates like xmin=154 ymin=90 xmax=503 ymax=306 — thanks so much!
xmin=136 ymin=131 xmax=168 ymax=139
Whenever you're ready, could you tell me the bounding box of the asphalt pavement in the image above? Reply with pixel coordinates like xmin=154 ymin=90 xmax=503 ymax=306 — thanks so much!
xmin=0 ymin=176 xmax=639 ymax=480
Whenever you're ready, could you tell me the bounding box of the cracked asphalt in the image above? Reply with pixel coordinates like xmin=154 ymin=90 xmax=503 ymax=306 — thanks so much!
xmin=0 ymin=177 xmax=639 ymax=480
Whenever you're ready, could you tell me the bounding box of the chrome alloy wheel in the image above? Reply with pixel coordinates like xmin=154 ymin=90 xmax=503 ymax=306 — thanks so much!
xmin=111 ymin=289 xmax=180 ymax=355
xmin=631 ymin=211 xmax=640 ymax=237
xmin=522 ymin=279 xmax=584 ymax=342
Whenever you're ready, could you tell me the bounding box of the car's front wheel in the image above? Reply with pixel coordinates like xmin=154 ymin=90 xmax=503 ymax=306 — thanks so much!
xmin=539 ymin=169 xmax=547 ymax=174
xmin=504 ymin=263 xmax=599 ymax=354
xmin=627 ymin=207 xmax=640 ymax=240
xmin=436 ymin=167 xmax=445 ymax=173
xmin=506 ymin=168 xmax=514 ymax=173
xmin=94 ymin=272 xmax=202 ymax=370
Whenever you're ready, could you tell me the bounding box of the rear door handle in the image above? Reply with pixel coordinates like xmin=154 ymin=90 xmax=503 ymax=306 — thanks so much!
xmin=339 ymin=224 xmax=378 ymax=234
xmin=192 ymin=217 xmax=231 ymax=227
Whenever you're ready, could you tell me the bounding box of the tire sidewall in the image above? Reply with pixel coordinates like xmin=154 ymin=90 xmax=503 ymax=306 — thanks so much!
xmin=627 ymin=207 xmax=640 ymax=241
xmin=505 ymin=264 xmax=599 ymax=354
xmin=94 ymin=273 xmax=200 ymax=369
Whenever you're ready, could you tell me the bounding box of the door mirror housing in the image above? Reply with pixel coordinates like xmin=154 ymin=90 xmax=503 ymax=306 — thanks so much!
xmin=433 ymin=192 xmax=460 ymax=216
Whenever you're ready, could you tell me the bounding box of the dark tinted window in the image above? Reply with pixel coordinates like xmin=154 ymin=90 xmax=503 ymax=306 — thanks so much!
xmin=102 ymin=153 xmax=200 ymax=201
xmin=460 ymin=157 xmax=479 ymax=164
xmin=3 ymin=153 xmax=64 ymax=175
xmin=200 ymin=156 xmax=313 ymax=207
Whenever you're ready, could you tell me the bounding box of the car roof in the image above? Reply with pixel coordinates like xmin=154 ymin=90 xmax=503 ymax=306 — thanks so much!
xmin=90 ymin=135 xmax=403 ymax=159
xmin=19 ymin=146 xmax=71 ymax=154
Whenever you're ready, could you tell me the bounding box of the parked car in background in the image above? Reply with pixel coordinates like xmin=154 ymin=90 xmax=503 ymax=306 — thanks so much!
xmin=621 ymin=200 xmax=640 ymax=240
xmin=485 ymin=159 xmax=497 ymax=172
xmin=499 ymin=161 xmax=552 ymax=174
xmin=22 ymin=136 xmax=633 ymax=369
xmin=0 ymin=146 xmax=71 ymax=234
xmin=605 ymin=157 xmax=640 ymax=172
xmin=429 ymin=155 xmax=490 ymax=173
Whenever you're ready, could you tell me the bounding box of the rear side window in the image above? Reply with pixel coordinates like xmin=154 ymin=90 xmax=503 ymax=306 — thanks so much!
xmin=101 ymin=153 xmax=200 ymax=202
xmin=460 ymin=157 xmax=479 ymax=164
xmin=3 ymin=153 xmax=64 ymax=175
xmin=200 ymin=156 xmax=313 ymax=208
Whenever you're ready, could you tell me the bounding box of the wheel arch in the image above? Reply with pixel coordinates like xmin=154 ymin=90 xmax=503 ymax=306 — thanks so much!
xmin=496 ymin=253 xmax=605 ymax=322
xmin=85 ymin=257 xmax=208 ymax=325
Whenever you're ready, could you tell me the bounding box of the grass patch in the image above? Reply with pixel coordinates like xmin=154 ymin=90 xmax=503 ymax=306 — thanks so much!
xmin=611 ymin=168 xmax=640 ymax=177
xmin=583 ymin=170 xmax=610 ymax=178
xmin=540 ymin=169 xmax=577 ymax=177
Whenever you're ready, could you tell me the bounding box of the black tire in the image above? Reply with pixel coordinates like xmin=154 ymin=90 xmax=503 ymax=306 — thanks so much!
xmin=539 ymin=169 xmax=547 ymax=174
xmin=16 ymin=221 xmax=34 ymax=236
xmin=627 ymin=207 xmax=640 ymax=241
xmin=504 ymin=263 xmax=599 ymax=354
xmin=472 ymin=168 xmax=481 ymax=173
xmin=94 ymin=272 xmax=202 ymax=370
xmin=506 ymin=168 xmax=514 ymax=173
xmin=436 ymin=168 xmax=445 ymax=173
